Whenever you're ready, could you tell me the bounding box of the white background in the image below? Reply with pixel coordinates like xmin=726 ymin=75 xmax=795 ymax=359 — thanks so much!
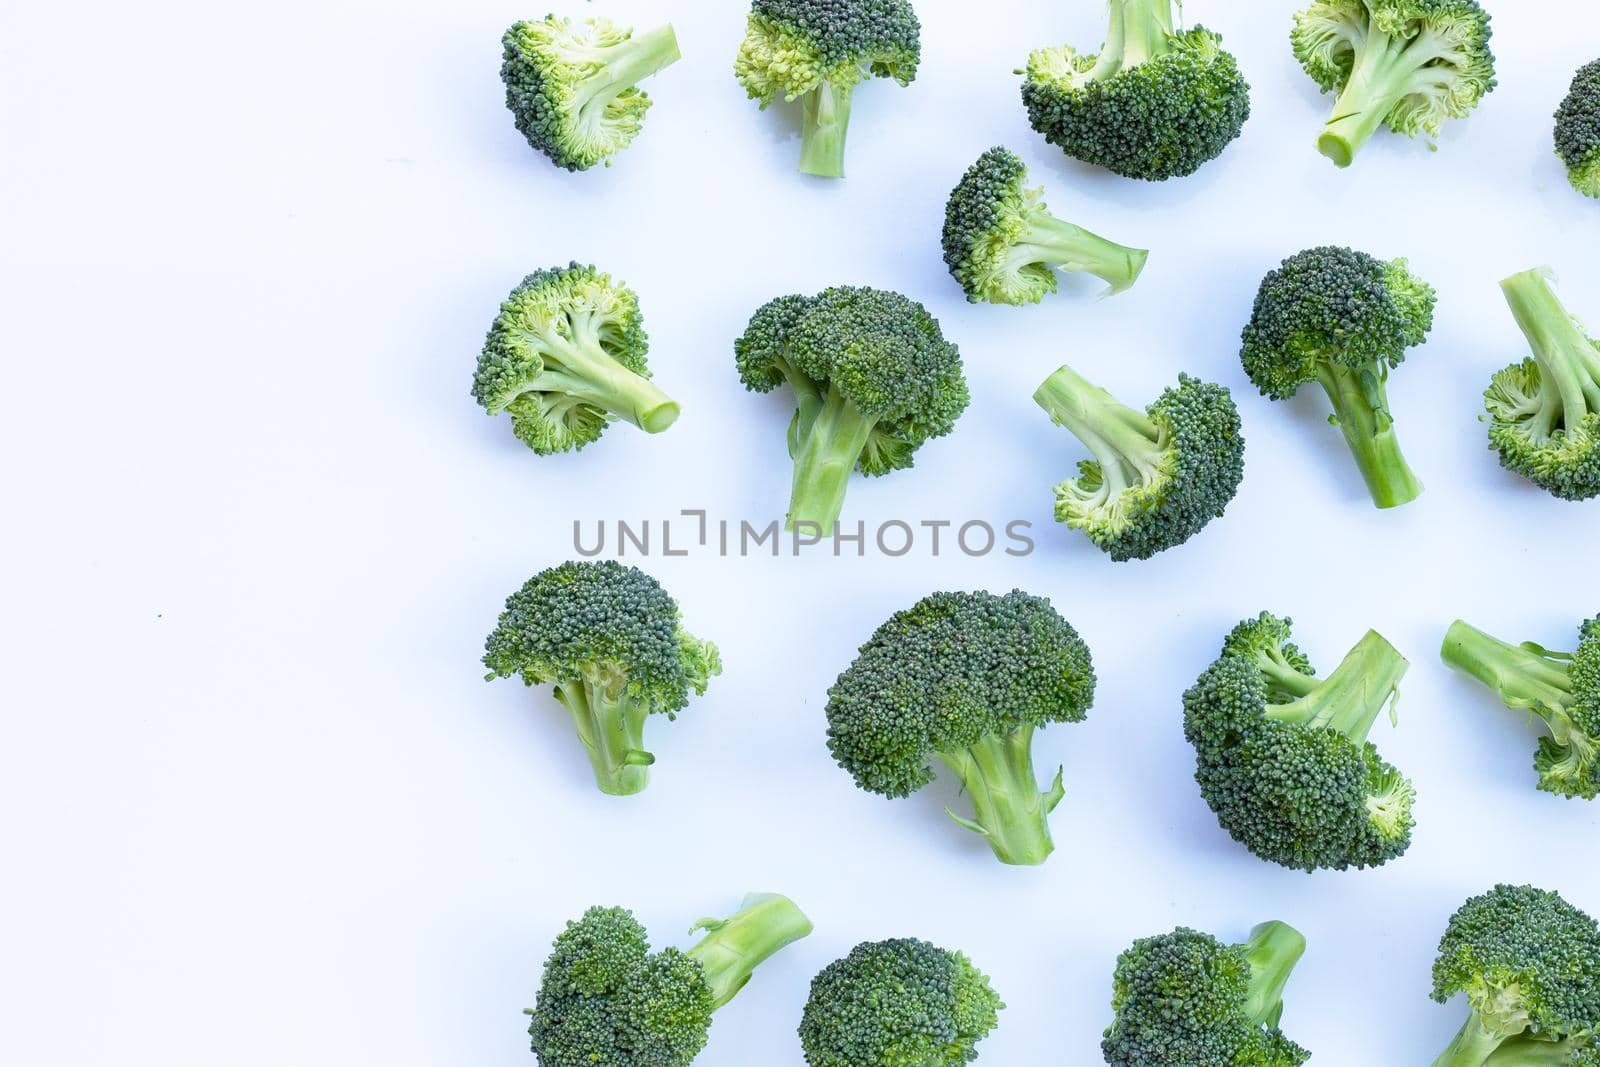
xmin=2 ymin=0 xmax=1598 ymax=1063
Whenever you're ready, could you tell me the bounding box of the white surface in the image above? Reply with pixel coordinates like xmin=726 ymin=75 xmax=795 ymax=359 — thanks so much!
xmin=3 ymin=0 xmax=1599 ymax=1063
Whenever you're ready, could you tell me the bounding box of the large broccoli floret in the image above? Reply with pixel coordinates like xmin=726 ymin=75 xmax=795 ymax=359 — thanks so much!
xmin=798 ymin=938 xmax=1003 ymax=1066
xmin=473 ymin=264 xmax=680 ymax=455
xmin=1483 ymin=268 xmax=1600 ymax=501
xmin=1183 ymin=612 xmax=1416 ymax=872
xmin=1291 ymin=0 xmax=1496 ymax=167
xmin=1441 ymin=616 xmax=1600 ymax=800
xmin=1556 ymin=59 xmax=1600 ymax=199
xmin=825 ymin=589 xmax=1095 ymax=866
xmin=501 ymin=16 xmax=682 ymax=172
xmin=482 ymin=561 xmax=721 ymax=795
xmin=527 ymin=894 xmax=812 ymax=1067
xmin=735 ymin=0 xmax=921 ymax=178
xmin=1430 ymin=884 xmax=1600 ymax=1067
xmin=1102 ymin=921 xmax=1310 ymax=1066
xmin=1240 ymin=246 xmax=1436 ymax=509
xmin=1034 ymin=365 xmax=1245 ymax=562
xmin=1019 ymin=0 xmax=1251 ymax=181
xmin=735 ymin=286 xmax=968 ymax=531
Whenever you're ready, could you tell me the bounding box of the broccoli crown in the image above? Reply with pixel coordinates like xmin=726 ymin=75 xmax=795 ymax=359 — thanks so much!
xmin=825 ymin=590 xmax=1095 ymax=798
xmin=1556 ymin=59 xmax=1600 ymax=198
xmin=798 ymin=938 xmax=1003 ymax=1066
xmin=527 ymin=906 xmax=714 ymax=1067
xmin=735 ymin=0 xmax=921 ymax=104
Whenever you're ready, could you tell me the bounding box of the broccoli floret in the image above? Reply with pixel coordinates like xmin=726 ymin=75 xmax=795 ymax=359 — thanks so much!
xmin=798 ymin=938 xmax=1003 ymax=1066
xmin=473 ymin=264 xmax=681 ymax=455
xmin=941 ymin=147 xmax=1149 ymax=305
xmin=1483 ymin=268 xmax=1600 ymax=501
xmin=1291 ymin=0 xmax=1496 ymax=167
xmin=825 ymin=590 xmax=1095 ymax=866
xmin=735 ymin=0 xmax=921 ymax=178
xmin=1441 ymin=616 xmax=1600 ymax=800
xmin=1102 ymin=921 xmax=1310 ymax=1066
xmin=735 ymin=286 xmax=968 ymax=531
xmin=1556 ymin=59 xmax=1600 ymax=199
xmin=482 ymin=561 xmax=721 ymax=795
xmin=501 ymin=17 xmax=682 ymax=172
xmin=1018 ymin=0 xmax=1251 ymax=181
xmin=1240 ymin=246 xmax=1436 ymax=509
xmin=527 ymin=894 xmax=812 ymax=1067
xmin=1431 ymin=885 xmax=1600 ymax=1067
xmin=1183 ymin=612 xmax=1416 ymax=872
xmin=1034 ymin=365 xmax=1245 ymax=561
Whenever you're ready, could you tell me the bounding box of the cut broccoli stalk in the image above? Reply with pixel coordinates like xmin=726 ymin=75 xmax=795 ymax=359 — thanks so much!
xmin=569 ymin=25 xmax=682 ymax=134
xmin=1501 ymin=269 xmax=1600 ymax=437
xmin=553 ymin=676 xmax=655 ymax=795
xmin=1034 ymin=364 xmax=1166 ymax=498
xmin=1240 ymin=921 xmax=1309 ymax=1029
xmin=935 ymin=725 xmax=1065 ymax=866
xmin=685 ymin=893 xmax=815 ymax=1010
xmin=788 ymin=388 xmax=877 ymax=531
xmin=799 ymin=80 xmax=854 ymax=178
xmin=1017 ymin=217 xmax=1149 ymax=297
xmin=1434 ymin=1014 xmax=1512 ymax=1067
xmin=1113 ymin=0 xmax=1178 ymax=69
xmin=535 ymin=323 xmax=680 ymax=433
xmin=1313 ymin=16 xmax=1465 ymax=167
xmin=1314 ymin=360 xmax=1423 ymax=508
xmin=1265 ymin=630 xmax=1409 ymax=743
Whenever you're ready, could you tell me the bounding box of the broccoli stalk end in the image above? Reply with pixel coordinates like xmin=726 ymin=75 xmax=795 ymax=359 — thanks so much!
xmin=685 ymin=893 xmax=814 ymax=1010
xmin=935 ymin=725 xmax=1064 ymax=866
xmin=1315 ymin=361 xmax=1423 ymax=508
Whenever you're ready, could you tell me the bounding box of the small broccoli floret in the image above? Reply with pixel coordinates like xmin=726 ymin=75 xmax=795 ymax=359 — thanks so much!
xmin=1241 ymin=246 xmax=1436 ymax=509
xmin=1430 ymin=884 xmax=1600 ymax=1067
xmin=1102 ymin=921 xmax=1310 ymax=1066
xmin=1441 ymin=616 xmax=1600 ymax=800
xmin=501 ymin=17 xmax=682 ymax=172
xmin=483 ymin=561 xmax=721 ymax=795
xmin=527 ymin=894 xmax=812 ymax=1067
xmin=798 ymin=938 xmax=1003 ymax=1066
xmin=735 ymin=286 xmax=968 ymax=531
xmin=473 ymin=264 xmax=680 ymax=455
xmin=1184 ymin=612 xmax=1416 ymax=872
xmin=1034 ymin=365 xmax=1245 ymax=561
xmin=735 ymin=0 xmax=921 ymax=178
xmin=1556 ymin=59 xmax=1600 ymax=199
xmin=825 ymin=590 xmax=1095 ymax=866
xmin=1291 ymin=0 xmax=1496 ymax=167
xmin=1018 ymin=0 xmax=1251 ymax=181
xmin=1483 ymin=269 xmax=1600 ymax=501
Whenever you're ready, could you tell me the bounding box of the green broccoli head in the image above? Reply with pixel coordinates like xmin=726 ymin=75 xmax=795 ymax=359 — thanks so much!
xmin=1183 ymin=612 xmax=1416 ymax=872
xmin=1034 ymin=366 xmax=1245 ymax=561
xmin=735 ymin=0 xmax=921 ymax=177
xmin=1556 ymin=59 xmax=1600 ymax=199
xmin=825 ymin=589 xmax=1095 ymax=865
xmin=1103 ymin=922 xmax=1310 ymax=1067
xmin=1241 ymin=246 xmax=1436 ymax=508
xmin=483 ymin=561 xmax=720 ymax=795
xmin=734 ymin=286 xmax=968 ymax=530
xmin=1431 ymin=885 xmax=1600 ymax=1067
xmin=501 ymin=17 xmax=682 ymax=172
xmin=940 ymin=147 xmax=1149 ymax=305
xmin=798 ymin=938 xmax=1003 ymax=1066
xmin=1019 ymin=0 xmax=1251 ymax=181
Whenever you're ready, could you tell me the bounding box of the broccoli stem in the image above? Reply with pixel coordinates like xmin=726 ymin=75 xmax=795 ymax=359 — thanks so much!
xmin=787 ymin=387 xmax=876 ymax=531
xmin=1240 ymin=921 xmax=1307 ymax=1028
xmin=1034 ymin=364 xmax=1163 ymax=496
xmin=1501 ymin=269 xmax=1600 ymax=427
xmin=1014 ymin=215 xmax=1150 ymax=295
xmin=799 ymin=79 xmax=854 ymax=178
xmin=1315 ymin=362 xmax=1423 ymax=508
xmin=573 ymin=24 xmax=682 ymax=122
xmin=554 ymin=679 xmax=654 ymax=795
xmin=1441 ymin=621 xmax=1574 ymax=718
xmin=685 ymin=893 xmax=813 ymax=1010
xmin=1316 ymin=25 xmax=1414 ymax=167
xmin=1265 ymin=630 xmax=1409 ymax=745
xmin=1433 ymin=1013 xmax=1513 ymax=1067
xmin=1115 ymin=0 xmax=1177 ymax=68
xmin=935 ymin=725 xmax=1065 ymax=866
xmin=536 ymin=323 xmax=680 ymax=432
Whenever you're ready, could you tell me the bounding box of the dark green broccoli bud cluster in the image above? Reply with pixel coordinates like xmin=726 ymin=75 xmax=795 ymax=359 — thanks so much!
xmin=1240 ymin=246 xmax=1436 ymax=509
xmin=1102 ymin=921 xmax=1310 ymax=1066
xmin=528 ymin=894 xmax=813 ymax=1067
xmin=1183 ymin=612 xmax=1416 ymax=872
xmin=798 ymin=938 xmax=1003 ymax=1066
xmin=825 ymin=589 xmax=1095 ymax=866
xmin=1556 ymin=59 xmax=1600 ymax=199
xmin=1484 ymin=269 xmax=1600 ymax=501
xmin=1034 ymin=365 xmax=1245 ymax=562
xmin=483 ymin=561 xmax=721 ymax=795
xmin=1291 ymin=0 xmax=1496 ymax=167
xmin=1430 ymin=884 xmax=1600 ymax=1067
xmin=472 ymin=263 xmax=681 ymax=455
xmin=734 ymin=285 xmax=968 ymax=530
xmin=501 ymin=17 xmax=682 ymax=172
xmin=734 ymin=0 xmax=922 ymax=177
xmin=1442 ymin=615 xmax=1600 ymax=800
xmin=1019 ymin=0 xmax=1251 ymax=181
xmin=941 ymin=147 xmax=1148 ymax=305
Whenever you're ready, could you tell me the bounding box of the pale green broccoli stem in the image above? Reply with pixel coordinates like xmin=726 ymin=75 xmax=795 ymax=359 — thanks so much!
xmin=1240 ymin=921 xmax=1307 ymax=1028
xmin=799 ymin=79 xmax=854 ymax=178
xmin=1015 ymin=215 xmax=1149 ymax=295
xmin=1484 ymin=1035 xmax=1594 ymax=1066
xmin=1316 ymin=23 xmax=1459 ymax=166
xmin=1501 ymin=269 xmax=1600 ymax=435
xmin=685 ymin=893 xmax=813 ymax=1010
xmin=1315 ymin=361 xmax=1423 ymax=508
xmin=935 ymin=725 xmax=1065 ymax=866
xmin=787 ymin=387 xmax=876 ymax=531
xmin=1265 ymin=630 xmax=1409 ymax=745
xmin=1115 ymin=0 xmax=1177 ymax=68
xmin=570 ymin=24 xmax=682 ymax=127
xmin=1034 ymin=364 xmax=1163 ymax=496
xmin=1433 ymin=1012 xmax=1515 ymax=1067
xmin=531 ymin=316 xmax=679 ymax=433
xmin=554 ymin=677 xmax=654 ymax=796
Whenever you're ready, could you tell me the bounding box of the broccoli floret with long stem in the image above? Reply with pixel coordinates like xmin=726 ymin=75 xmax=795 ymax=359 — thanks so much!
xmin=1103 ymin=921 xmax=1310 ymax=1066
xmin=501 ymin=17 xmax=681 ymax=172
xmin=1291 ymin=0 xmax=1496 ymax=167
xmin=1241 ymin=246 xmax=1436 ymax=509
xmin=1556 ymin=59 xmax=1600 ymax=199
xmin=1034 ymin=365 xmax=1245 ymax=561
xmin=482 ymin=561 xmax=720 ymax=795
xmin=1441 ymin=616 xmax=1600 ymax=800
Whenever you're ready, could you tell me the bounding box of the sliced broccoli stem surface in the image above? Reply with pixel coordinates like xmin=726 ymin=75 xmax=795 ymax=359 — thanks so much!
xmin=554 ymin=678 xmax=654 ymax=795
xmin=685 ymin=893 xmax=813 ymax=1010
xmin=571 ymin=24 xmax=682 ymax=127
xmin=1265 ymin=630 xmax=1408 ymax=745
xmin=1315 ymin=361 xmax=1423 ymax=508
xmin=531 ymin=322 xmax=679 ymax=432
xmin=788 ymin=388 xmax=877 ymax=531
xmin=935 ymin=725 xmax=1064 ymax=866
xmin=1316 ymin=26 xmax=1414 ymax=166
xmin=1502 ymin=269 xmax=1600 ymax=429
xmin=1015 ymin=216 xmax=1149 ymax=295
xmin=1442 ymin=621 xmax=1574 ymax=717
xmin=1433 ymin=1012 xmax=1514 ymax=1067
xmin=799 ymin=80 xmax=855 ymax=178
xmin=1034 ymin=363 xmax=1164 ymax=495
xmin=1240 ymin=921 xmax=1308 ymax=1028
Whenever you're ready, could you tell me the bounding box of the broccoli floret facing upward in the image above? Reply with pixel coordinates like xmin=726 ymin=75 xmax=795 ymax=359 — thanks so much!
xmin=1556 ymin=59 xmax=1600 ymax=198
xmin=1019 ymin=0 xmax=1251 ymax=181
